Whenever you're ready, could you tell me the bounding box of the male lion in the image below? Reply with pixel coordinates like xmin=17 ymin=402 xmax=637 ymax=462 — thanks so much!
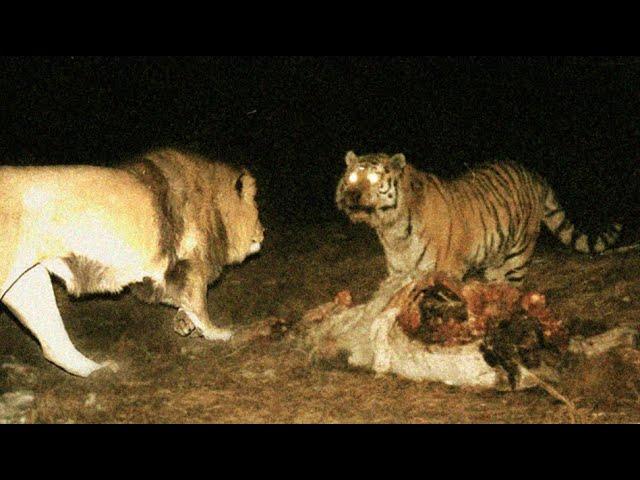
xmin=0 ymin=148 xmax=264 ymax=377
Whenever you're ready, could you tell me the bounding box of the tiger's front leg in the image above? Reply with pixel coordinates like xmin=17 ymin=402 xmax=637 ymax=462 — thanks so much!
xmin=433 ymin=254 xmax=468 ymax=283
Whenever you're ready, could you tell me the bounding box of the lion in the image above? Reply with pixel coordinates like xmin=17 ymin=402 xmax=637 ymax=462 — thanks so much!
xmin=0 ymin=148 xmax=264 ymax=377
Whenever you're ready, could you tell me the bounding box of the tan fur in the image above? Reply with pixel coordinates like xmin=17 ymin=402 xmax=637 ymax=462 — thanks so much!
xmin=0 ymin=148 xmax=264 ymax=376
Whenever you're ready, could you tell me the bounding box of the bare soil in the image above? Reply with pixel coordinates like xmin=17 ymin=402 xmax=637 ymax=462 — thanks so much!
xmin=1 ymin=221 xmax=640 ymax=423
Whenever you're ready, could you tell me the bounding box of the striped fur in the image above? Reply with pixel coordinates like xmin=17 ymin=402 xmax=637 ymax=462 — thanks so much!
xmin=336 ymin=151 xmax=622 ymax=284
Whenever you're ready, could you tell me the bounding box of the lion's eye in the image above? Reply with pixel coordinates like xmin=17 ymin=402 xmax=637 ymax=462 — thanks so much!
xmin=348 ymin=171 xmax=359 ymax=184
xmin=367 ymin=172 xmax=380 ymax=184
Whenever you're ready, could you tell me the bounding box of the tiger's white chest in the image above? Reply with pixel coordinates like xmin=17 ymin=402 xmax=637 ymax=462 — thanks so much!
xmin=377 ymin=216 xmax=435 ymax=275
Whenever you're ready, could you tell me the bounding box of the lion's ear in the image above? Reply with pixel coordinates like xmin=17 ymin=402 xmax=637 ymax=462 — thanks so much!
xmin=389 ymin=153 xmax=406 ymax=171
xmin=234 ymin=173 xmax=244 ymax=196
xmin=235 ymin=170 xmax=256 ymax=200
xmin=345 ymin=151 xmax=358 ymax=167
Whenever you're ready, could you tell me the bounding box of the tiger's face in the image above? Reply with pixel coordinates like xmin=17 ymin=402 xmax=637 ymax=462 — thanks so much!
xmin=336 ymin=151 xmax=406 ymax=226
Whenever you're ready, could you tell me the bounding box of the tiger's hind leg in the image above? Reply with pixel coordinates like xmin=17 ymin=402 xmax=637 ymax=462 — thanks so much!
xmin=484 ymin=239 xmax=537 ymax=286
xmin=1 ymin=264 xmax=117 ymax=377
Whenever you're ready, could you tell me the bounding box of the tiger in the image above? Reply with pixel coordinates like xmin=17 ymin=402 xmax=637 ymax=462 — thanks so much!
xmin=336 ymin=150 xmax=623 ymax=284
xmin=0 ymin=148 xmax=264 ymax=377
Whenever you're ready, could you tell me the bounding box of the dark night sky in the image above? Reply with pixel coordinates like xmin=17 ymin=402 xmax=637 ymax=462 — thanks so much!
xmin=1 ymin=56 xmax=639 ymax=231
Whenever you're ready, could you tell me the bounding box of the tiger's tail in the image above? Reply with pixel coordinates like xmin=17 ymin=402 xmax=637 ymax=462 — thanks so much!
xmin=542 ymin=188 xmax=622 ymax=254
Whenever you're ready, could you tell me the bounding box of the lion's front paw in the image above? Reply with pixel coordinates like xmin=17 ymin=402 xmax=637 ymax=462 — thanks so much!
xmin=173 ymin=310 xmax=196 ymax=337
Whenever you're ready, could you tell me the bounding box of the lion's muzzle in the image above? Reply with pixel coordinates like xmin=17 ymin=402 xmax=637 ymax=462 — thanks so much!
xmin=249 ymin=241 xmax=261 ymax=254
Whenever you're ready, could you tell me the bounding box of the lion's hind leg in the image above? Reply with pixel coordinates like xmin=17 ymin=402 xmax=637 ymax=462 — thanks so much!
xmin=1 ymin=264 xmax=115 ymax=377
xmin=41 ymin=257 xmax=78 ymax=294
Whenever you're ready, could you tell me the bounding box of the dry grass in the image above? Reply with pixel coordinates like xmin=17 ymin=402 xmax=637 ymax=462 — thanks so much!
xmin=1 ymin=220 xmax=640 ymax=423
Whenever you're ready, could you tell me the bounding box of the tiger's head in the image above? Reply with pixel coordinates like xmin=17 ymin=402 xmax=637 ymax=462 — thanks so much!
xmin=336 ymin=150 xmax=407 ymax=227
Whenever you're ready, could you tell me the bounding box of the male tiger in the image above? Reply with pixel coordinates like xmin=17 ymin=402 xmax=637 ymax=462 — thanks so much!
xmin=336 ymin=151 xmax=622 ymax=284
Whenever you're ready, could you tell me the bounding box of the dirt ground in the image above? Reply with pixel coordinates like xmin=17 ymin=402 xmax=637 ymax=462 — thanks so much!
xmin=1 ymin=220 xmax=640 ymax=424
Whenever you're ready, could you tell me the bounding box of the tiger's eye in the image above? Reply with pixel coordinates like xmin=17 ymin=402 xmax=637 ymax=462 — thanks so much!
xmin=367 ymin=172 xmax=380 ymax=184
xmin=348 ymin=171 xmax=359 ymax=184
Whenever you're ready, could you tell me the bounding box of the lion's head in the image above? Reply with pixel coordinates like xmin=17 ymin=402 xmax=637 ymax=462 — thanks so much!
xmin=218 ymin=167 xmax=265 ymax=265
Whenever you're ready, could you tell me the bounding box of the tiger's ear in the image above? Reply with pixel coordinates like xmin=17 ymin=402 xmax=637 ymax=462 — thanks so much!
xmin=390 ymin=153 xmax=406 ymax=171
xmin=345 ymin=151 xmax=358 ymax=167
